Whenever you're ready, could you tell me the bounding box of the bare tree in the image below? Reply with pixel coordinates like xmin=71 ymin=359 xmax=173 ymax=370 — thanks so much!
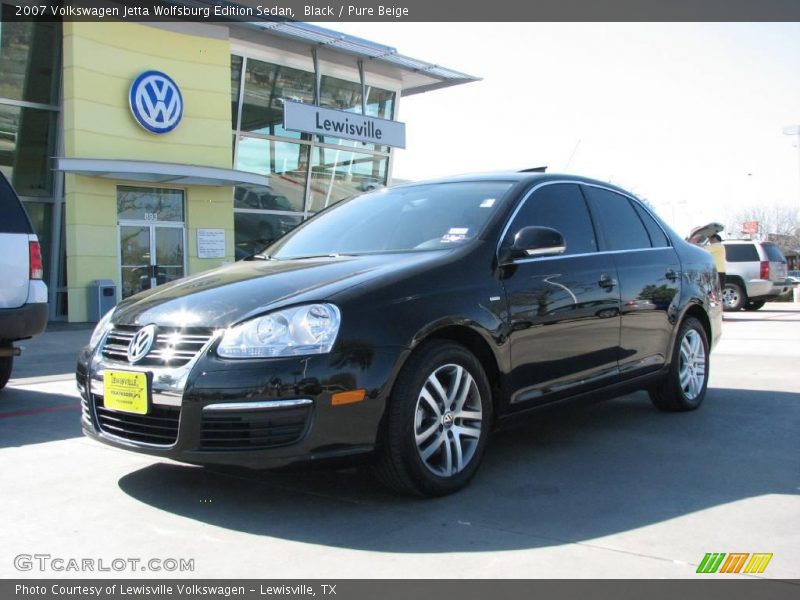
xmin=727 ymin=204 xmax=800 ymax=252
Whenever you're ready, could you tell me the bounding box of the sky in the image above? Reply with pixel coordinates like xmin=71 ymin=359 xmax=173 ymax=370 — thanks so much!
xmin=322 ymin=22 xmax=800 ymax=238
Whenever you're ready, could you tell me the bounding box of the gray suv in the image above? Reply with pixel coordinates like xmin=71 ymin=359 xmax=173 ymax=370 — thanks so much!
xmin=0 ymin=173 xmax=48 ymax=389
xmin=722 ymin=240 xmax=790 ymax=311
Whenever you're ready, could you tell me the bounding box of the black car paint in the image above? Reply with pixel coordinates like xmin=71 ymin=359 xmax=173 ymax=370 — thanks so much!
xmin=78 ymin=173 xmax=721 ymax=468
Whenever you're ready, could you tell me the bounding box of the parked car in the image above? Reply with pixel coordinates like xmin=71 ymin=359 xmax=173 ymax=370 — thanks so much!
xmin=0 ymin=173 xmax=48 ymax=390
xmin=721 ymin=240 xmax=790 ymax=311
xmin=77 ymin=173 xmax=722 ymax=496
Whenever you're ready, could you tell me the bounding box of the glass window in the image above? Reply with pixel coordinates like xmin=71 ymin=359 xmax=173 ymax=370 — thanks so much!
xmin=234 ymin=212 xmax=302 ymax=259
xmin=0 ymin=9 xmax=60 ymax=105
xmin=365 ymin=85 xmax=395 ymax=120
xmin=22 ymin=200 xmax=53 ymax=285
xmin=762 ymin=243 xmax=786 ymax=262
xmin=270 ymin=181 xmax=513 ymax=259
xmin=116 ymin=187 xmax=185 ymax=222
xmin=240 ymin=58 xmax=315 ymax=138
xmin=307 ymin=148 xmax=387 ymax=213
xmin=724 ymin=244 xmax=759 ymax=262
xmin=320 ymin=75 xmax=362 ymax=112
xmin=0 ymin=104 xmax=56 ymax=196
xmin=631 ymin=201 xmax=670 ymax=247
xmin=230 ymin=55 xmax=243 ymax=129
xmin=583 ymin=186 xmax=651 ymax=251
xmin=234 ymin=137 xmax=308 ymax=211
xmin=507 ymin=183 xmax=598 ymax=255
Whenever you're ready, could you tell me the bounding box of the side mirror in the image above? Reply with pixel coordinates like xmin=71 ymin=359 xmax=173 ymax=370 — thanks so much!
xmin=499 ymin=226 xmax=566 ymax=265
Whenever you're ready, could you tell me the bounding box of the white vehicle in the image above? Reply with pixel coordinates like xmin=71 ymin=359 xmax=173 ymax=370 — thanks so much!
xmin=0 ymin=173 xmax=48 ymax=389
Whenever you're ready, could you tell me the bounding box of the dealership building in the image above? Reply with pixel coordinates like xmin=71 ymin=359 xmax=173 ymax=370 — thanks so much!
xmin=0 ymin=2 xmax=476 ymax=321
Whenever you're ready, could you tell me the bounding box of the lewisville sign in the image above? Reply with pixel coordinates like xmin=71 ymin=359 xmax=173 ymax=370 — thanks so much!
xmin=283 ymin=101 xmax=406 ymax=148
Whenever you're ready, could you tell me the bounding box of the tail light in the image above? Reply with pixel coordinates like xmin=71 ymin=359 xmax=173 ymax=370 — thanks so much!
xmin=759 ymin=261 xmax=769 ymax=280
xmin=29 ymin=240 xmax=44 ymax=280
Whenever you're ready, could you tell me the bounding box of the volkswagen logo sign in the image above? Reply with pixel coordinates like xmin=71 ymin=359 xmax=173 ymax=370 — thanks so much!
xmin=129 ymin=70 xmax=183 ymax=134
xmin=127 ymin=324 xmax=157 ymax=363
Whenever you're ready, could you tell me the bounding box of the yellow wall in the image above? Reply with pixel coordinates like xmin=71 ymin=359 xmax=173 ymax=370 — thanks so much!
xmin=62 ymin=22 xmax=234 ymax=321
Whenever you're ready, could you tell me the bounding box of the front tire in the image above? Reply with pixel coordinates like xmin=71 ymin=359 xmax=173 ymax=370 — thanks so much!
xmin=374 ymin=341 xmax=493 ymax=496
xmin=650 ymin=317 xmax=709 ymax=411
xmin=722 ymin=282 xmax=746 ymax=311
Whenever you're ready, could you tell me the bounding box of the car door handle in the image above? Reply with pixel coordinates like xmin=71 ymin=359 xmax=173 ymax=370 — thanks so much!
xmin=666 ymin=268 xmax=681 ymax=282
xmin=598 ymin=274 xmax=617 ymax=289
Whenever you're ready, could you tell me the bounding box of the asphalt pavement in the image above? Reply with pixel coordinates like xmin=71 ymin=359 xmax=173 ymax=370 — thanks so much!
xmin=0 ymin=305 xmax=798 ymax=579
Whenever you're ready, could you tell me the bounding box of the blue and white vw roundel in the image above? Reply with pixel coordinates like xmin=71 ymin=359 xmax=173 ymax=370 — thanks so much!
xmin=129 ymin=70 xmax=184 ymax=134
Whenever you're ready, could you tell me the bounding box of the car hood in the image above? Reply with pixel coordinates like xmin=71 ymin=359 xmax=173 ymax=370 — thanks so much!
xmin=111 ymin=252 xmax=445 ymax=329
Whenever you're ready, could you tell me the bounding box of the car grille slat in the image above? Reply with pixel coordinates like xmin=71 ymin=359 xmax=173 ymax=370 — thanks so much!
xmin=199 ymin=405 xmax=311 ymax=450
xmin=101 ymin=325 xmax=214 ymax=367
xmin=93 ymin=395 xmax=179 ymax=446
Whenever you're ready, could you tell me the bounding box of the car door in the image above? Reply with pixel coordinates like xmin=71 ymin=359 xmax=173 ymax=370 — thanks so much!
xmin=500 ymin=182 xmax=622 ymax=406
xmin=582 ymin=185 xmax=681 ymax=375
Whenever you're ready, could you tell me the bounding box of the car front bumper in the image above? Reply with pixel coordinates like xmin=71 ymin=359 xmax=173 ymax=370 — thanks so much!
xmin=77 ymin=340 xmax=407 ymax=469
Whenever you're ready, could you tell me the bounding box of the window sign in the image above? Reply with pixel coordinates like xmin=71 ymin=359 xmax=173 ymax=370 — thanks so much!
xmin=197 ymin=229 xmax=226 ymax=259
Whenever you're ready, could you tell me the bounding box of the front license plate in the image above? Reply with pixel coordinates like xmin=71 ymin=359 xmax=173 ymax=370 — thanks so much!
xmin=104 ymin=370 xmax=149 ymax=415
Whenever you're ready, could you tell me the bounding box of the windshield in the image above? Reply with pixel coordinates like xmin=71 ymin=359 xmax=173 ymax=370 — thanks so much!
xmin=267 ymin=181 xmax=513 ymax=259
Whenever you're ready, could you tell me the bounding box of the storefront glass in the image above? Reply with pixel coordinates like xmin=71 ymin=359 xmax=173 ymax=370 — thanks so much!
xmin=0 ymin=104 xmax=56 ymax=197
xmin=308 ymin=149 xmax=387 ymax=213
xmin=0 ymin=8 xmax=60 ymax=105
xmin=231 ymin=54 xmax=395 ymax=259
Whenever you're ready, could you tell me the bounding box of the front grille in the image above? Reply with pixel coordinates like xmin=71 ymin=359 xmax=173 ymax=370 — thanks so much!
xmin=93 ymin=394 xmax=180 ymax=446
xmin=199 ymin=405 xmax=311 ymax=450
xmin=102 ymin=325 xmax=214 ymax=367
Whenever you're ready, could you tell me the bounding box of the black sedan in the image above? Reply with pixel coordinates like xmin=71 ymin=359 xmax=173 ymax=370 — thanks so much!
xmin=77 ymin=173 xmax=722 ymax=496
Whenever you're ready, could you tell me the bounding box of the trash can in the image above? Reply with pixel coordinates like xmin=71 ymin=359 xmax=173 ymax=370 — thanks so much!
xmin=88 ymin=279 xmax=117 ymax=321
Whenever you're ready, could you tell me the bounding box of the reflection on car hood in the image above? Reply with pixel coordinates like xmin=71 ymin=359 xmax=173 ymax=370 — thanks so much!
xmin=111 ymin=253 xmax=444 ymax=328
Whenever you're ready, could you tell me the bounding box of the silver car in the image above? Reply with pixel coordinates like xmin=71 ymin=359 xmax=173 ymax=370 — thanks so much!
xmin=722 ymin=240 xmax=790 ymax=311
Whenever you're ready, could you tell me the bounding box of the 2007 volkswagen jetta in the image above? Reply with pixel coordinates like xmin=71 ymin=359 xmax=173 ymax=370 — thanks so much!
xmin=77 ymin=173 xmax=721 ymax=496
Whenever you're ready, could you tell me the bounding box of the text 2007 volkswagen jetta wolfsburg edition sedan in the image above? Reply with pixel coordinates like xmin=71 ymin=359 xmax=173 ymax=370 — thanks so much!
xmin=78 ymin=173 xmax=721 ymax=496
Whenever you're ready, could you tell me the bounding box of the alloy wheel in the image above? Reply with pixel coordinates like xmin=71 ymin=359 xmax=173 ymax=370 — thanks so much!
xmin=414 ymin=363 xmax=483 ymax=477
xmin=678 ymin=329 xmax=707 ymax=401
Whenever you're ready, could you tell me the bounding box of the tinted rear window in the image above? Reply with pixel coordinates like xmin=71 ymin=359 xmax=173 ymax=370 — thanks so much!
xmin=762 ymin=243 xmax=786 ymax=262
xmin=583 ymin=186 xmax=652 ymax=251
xmin=724 ymin=244 xmax=759 ymax=262
xmin=0 ymin=173 xmax=33 ymax=234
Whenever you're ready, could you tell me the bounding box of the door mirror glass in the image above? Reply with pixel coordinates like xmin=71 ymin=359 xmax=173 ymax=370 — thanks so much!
xmin=501 ymin=226 xmax=566 ymax=264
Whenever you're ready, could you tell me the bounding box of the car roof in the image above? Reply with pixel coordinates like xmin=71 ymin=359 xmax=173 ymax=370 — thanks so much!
xmin=392 ymin=172 xmax=639 ymax=198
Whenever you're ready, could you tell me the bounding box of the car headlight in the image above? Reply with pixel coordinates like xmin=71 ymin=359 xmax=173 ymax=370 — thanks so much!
xmin=89 ymin=309 xmax=115 ymax=349
xmin=217 ymin=304 xmax=341 ymax=358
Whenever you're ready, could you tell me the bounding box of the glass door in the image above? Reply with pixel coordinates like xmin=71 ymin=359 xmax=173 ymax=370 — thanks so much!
xmin=118 ymin=187 xmax=185 ymax=299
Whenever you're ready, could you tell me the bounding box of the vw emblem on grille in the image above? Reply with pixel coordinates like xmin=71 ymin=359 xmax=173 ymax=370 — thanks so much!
xmin=127 ymin=324 xmax=157 ymax=363
xmin=129 ymin=70 xmax=183 ymax=134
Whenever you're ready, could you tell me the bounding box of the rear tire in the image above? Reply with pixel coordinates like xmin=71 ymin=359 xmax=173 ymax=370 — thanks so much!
xmin=374 ymin=341 xmax=493 ymax=496
xmin=0 ymin=355 xmax=13 ymax=391
xmin=744 ymin=300 xmax=765 ymax=311
xmin=722 ymin=282 xmax=746 ymax=312
xmin=649 ymin=317 xmax=709 ymax=412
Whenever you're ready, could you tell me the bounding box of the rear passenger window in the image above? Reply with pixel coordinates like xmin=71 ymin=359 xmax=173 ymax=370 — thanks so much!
xmin=508 ymin=183 xmax=598 ymax=255
xmin=583 ymin=186 xmax=651 ymax=251
xmin=0 ymin=173 xmax=33 ymax=234
xmin=631 ymin=202 xmax=670 ymax=247
xmin=725 ymin=244 xmax=759 ymax=262
xmin=762 ymin=243 xmax=786 ymax=262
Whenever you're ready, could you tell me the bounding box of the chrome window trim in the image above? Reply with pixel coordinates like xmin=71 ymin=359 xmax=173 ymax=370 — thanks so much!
xmin=509 ymin=245 xmax=670 ymax=265
xmin=203 ymin=399 xmax=313 ymax=411
xmin=496 ymin=179 xmax=673 ymax=262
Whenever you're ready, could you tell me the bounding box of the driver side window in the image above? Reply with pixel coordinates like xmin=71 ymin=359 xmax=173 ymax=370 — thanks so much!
xmin=508 ymin=183 xmax=598 ymax=256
